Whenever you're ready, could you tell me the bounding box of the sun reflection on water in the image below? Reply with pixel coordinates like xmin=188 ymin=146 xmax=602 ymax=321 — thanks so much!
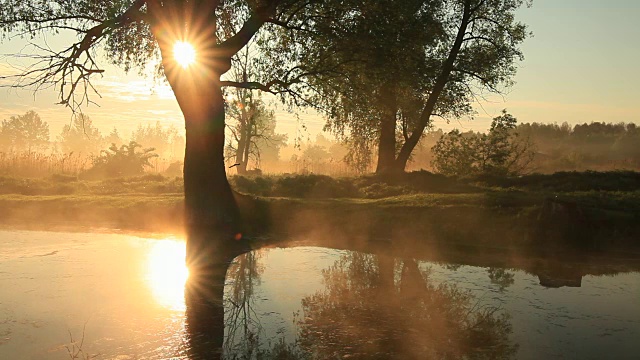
xmin=146 ymin=239 xmax=189 ymax=311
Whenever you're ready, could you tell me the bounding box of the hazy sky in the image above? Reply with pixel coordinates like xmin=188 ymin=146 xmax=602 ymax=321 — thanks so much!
xmin=1 ymin=0 xmax=639 ymax=141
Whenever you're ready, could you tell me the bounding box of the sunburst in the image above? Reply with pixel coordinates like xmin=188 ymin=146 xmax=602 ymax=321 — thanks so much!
xmin=173 ymin=41 xmax=196 ymax=68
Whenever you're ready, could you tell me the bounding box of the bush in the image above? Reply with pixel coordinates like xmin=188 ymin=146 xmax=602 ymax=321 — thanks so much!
xmin=431 ymin=110 xmax=535 ymax=177
xmin=81 ymin=141 xmax=158 ymax=180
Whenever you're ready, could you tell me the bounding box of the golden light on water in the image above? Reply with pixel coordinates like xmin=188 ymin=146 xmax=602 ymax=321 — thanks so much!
xmin=173 ymin=41 xmax=196 ymax=68
xmin=146 ymin=239 xmax=189 ymax=311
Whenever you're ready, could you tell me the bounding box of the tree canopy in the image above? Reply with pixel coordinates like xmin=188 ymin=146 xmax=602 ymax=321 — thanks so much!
xmin=264 ymin=0 xmax=531 ymax=173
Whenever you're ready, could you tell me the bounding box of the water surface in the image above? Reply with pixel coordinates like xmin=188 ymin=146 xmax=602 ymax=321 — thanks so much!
xmin=0 ymin=230 xmax=639 ymax=359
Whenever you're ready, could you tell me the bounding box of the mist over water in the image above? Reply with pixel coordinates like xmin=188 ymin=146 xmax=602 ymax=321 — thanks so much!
xmin=1 ymin=230 xmax=639 ymax=359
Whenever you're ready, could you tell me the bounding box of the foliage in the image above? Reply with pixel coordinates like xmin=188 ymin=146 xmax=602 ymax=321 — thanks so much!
xmin=265 ymin=0 xmax=530 ymax=172
xmin=82 ymin=141 xmax=158 ymax=179
xmin=104 ymin=127 xmax=123 ymax=149
xmin=432 ymin=110 xmax=535 ymax=177
xmin=516 ymin=121 xmax=640 ymax=172
xmin=301 ymin=145 xmax=330 ymax=164
xmin=231 ymin=174 xmax=360 ymax=198
xmin=0 ymin=110 xmax=50 ymax=151
xmin=229 ymin=171 xmax=481 ymax=199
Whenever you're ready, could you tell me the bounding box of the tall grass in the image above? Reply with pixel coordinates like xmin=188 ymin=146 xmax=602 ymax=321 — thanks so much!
xmin=0 ymin=151 xmax=90 ymax=177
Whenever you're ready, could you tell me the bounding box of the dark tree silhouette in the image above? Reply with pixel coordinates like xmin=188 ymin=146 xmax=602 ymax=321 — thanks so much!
xmin=0 ymin=0 xmax=328 ymax=267
xmin=271 ymin=0 xmax=530 ymax=174
xmin=83 ymin=140 xmax=158 ymax=179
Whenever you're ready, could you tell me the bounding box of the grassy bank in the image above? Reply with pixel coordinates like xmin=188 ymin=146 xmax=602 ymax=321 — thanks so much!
xmin=1 ymin=171 xmax=639 ymax=252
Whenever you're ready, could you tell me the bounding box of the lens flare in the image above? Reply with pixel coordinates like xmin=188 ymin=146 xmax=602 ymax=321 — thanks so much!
xmin=173 ymin=41 xmax=196 ymax=68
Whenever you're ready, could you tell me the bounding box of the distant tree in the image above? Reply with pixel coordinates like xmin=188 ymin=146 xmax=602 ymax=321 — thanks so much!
xmin=83 ymin=140 xmax=158 ymax=179
xmin=131 ymin=121 xmax=179 ymax=158
xmin=432 ymin=110 xmax=535 ymax=177
xmin=302 ymin=144 xmax=330 ymax=164
xmin=0 ymin=110 xmax=49 ymax=151
xmin=104 ymin=127 xmax=124 ymax=148
xmin=225 ymin=81 xmax=287 ymax=173
xmin=58 ymin=114 xmax=103 ymax=155
xmin=168 ymin=132 xmax=186 ymax=161
xmin=253 ymin=119 xmax=287 ymax=166
xmin=612 ymin=125 xmax=640 ymax=166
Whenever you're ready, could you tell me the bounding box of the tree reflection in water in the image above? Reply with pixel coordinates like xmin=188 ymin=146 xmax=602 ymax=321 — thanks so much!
xmin=298 ymin=253 xmax=518 ymax=359
xmin=224 ymin=251 xmax=265 ymax=356
xmin=185 ymin=250 xmax=517 ymax=359
xmin=185 ymin=250 xmax=232 ymax=360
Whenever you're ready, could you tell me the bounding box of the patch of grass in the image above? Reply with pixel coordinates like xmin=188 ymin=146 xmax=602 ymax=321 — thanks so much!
xmin=474 ymin=170 xmax=640 ymax=192
xmin=0 ymin=174 xmax=183 ymax=196
xmin=230 ymin=171 xmax=479 ymax=199
xmin=1 ymin=171 xmax=639 ymax=251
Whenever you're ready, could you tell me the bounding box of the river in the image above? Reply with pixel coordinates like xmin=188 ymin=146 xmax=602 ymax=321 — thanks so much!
xmin=0 ymin=229 xmax=639 ymax=359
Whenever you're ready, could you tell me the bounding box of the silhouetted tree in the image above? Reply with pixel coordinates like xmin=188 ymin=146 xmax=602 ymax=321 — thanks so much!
xmin=0 ymin=110 xmax=50 ymax=151
xmin=224 ymin=41 xmax=287 ymax=174
xmin=270 ymin=0 xmax=530 ymax=174
xmin=225 ymin=85 xmax=286 ymax=174
xmin=0 ymin=0 xmax=340 ymax=264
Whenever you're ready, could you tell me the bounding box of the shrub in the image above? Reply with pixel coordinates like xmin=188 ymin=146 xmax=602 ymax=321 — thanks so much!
xmin=431 ymin=110 xmax=535 ymax=177
xmin=81 ymin=141 xmax=158 ymax=179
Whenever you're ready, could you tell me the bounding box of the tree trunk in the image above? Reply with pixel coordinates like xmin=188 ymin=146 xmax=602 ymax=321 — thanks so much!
xmin=376 ymin=113 xmax=397 ymax=174
xmin=375 ymin=85 xmax=398 ymax=174
xmin=394 ymin=4 xmax=472 ymax=172
xmin=180 ymin=83 xmax=246 ymax=268
xmin=146 ymin=0 xmax=273 ymax=269
xmin=242 ymin=122 xmax=252 ymax=170
xmin=146 ymin=0 xmax=263 ymax=270
xmin=235 ymin=129 xmax=248 ymax=174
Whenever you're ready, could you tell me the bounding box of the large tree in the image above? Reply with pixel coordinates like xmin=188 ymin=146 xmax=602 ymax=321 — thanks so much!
xmin=0 ymin=0 xmax=320 ymax=269
xmin=270 ymin=0 xmax=530 ymax=174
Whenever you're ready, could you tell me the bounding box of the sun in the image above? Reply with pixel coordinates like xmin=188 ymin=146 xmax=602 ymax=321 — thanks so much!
xmin=173 ymin=41 xmax=196 ymax=68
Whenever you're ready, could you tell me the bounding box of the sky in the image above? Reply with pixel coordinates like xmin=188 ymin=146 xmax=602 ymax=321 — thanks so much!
xmin=1 ymin=0 xmax=639 ymax=142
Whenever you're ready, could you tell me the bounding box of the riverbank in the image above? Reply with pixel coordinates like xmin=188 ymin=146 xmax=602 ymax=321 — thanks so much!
xmin=1 ymin=171 xmax=639 ymax=253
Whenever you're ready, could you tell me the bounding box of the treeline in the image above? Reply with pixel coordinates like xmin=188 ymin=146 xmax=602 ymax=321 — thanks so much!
xmin=3 ymin=110 xmax=640 ymax=178
xmin=0 ymin=111 xmax=185 ymax=177
xmin=281 ymin=120 xmax=640 ymax=176
xmin=408 ymin=121 xmax=640 ymax=174
xmin=518 ymin=122 xmax=640 ymax=172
